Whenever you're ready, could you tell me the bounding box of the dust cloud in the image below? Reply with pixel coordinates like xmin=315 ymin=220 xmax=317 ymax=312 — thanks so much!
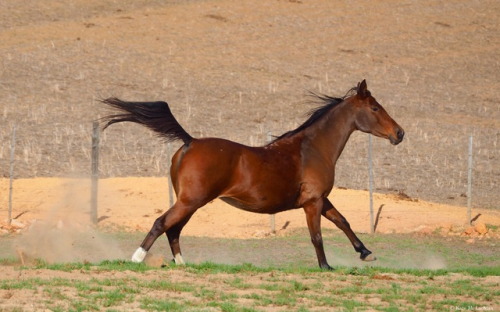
xmin=327 ymin=250 xmax=447 ymax=270
xmin=14 ymin=179 xmax=126 ymax=264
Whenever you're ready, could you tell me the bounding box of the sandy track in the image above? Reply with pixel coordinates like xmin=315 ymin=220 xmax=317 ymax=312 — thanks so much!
xmin=1 ymin=177 xmax=498 ymax=239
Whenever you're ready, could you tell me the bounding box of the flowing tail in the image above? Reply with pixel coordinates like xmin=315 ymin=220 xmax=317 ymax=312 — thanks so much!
xmin=100 ymin=98 xmax=193 ymax=145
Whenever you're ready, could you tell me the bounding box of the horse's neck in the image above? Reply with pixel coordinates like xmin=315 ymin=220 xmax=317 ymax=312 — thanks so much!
xmin=302 ymin=102 xmax=356 ymax=167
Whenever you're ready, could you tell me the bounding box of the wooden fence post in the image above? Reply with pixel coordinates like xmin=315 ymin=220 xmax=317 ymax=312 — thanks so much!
xmin=8 ymin=126 xmax=16 ymax=225
xmin=91 ymin=121 xmax=100 ymax=224
xmin=467 ymin=135 xmax=473 ymax=225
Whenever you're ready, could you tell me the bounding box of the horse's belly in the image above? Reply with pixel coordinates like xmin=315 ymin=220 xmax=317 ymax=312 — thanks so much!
xmin=219 ymin=194 xmax=298 ymax=214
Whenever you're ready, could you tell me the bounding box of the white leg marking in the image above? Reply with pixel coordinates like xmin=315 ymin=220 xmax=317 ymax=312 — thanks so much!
xmin=131 ymin=247 xmax=147 ymax=263
xmin=174 ymin=253 xmax=185 ymax=265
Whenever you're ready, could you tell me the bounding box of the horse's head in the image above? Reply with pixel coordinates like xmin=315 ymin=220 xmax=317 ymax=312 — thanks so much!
xmin=351 ymin=80 xmax=404 ymax=145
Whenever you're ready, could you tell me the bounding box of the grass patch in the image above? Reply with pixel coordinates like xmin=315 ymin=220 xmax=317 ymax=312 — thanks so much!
xmin=30 ymin=259 xmax=151 ymax=272
xmin=208 ymin=301 xmax=258 ymax=312
xmin=16 ymin=258 xmax=500 ymax=278
xmin=141 ymin=279 xmax=195 ymax=292
xmin=185 ymin=261 xmax=272 ymax=274
xmin=141 ymin=298 xmax=185 ymax=311
xmin=1 ymin=231 xmax=498 ymax=311
xmin=1 ymin=260 xmax=497 ymax=312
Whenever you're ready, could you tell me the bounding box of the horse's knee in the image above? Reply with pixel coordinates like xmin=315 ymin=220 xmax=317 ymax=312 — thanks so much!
xmin=310 ymin=232 xmax=323 ymax=247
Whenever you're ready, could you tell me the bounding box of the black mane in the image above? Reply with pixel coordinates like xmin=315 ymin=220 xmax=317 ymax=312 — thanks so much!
xmin=272 ymin=89 xmax=355 ymax=142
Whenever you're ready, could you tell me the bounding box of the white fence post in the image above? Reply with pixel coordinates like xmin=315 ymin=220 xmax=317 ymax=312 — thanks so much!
xmin=167 ymin=143 xmax=174 ymax=209
xmin=91 ymin=121 xmax=100 ymax=224
xmin=267 ymin=131 xmax=276 ymax=233
xmin=368 ymin=135 xmax=374 ymax=234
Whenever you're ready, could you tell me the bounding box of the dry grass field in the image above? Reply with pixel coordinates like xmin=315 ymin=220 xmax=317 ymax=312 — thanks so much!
xmin=0 ymin=0 xmax=498 ymax=210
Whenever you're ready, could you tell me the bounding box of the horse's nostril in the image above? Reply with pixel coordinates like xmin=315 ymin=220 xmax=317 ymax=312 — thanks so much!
xmin=397 ymin=129 xmax=405 ymax=140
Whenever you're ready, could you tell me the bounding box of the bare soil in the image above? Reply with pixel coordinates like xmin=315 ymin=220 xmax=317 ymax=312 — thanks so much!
xmin=1 ymin=177 xmax=499 ymax=262
xmin=0 ymin=265 xmax=498 ymax=312
xmin=3 ymin=177 xmax=497 ymax=310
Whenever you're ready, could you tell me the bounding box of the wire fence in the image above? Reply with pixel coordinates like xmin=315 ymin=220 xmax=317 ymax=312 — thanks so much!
xmin=1 ymin=122 xmax=485 ymax=233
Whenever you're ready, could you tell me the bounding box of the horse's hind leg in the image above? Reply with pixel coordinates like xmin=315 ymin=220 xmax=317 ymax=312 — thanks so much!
xmin=321 ymin=198 xmax=376 ymax=261
xmin=131 ymin=202 xmax=197 ymax=263
xmin=165 ymin=215 xmax=194 ymax=265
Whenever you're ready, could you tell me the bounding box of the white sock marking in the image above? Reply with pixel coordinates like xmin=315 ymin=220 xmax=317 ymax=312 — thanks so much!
xmin=174 ymin=253 xmax=185 ymax=265
xmin=131 ymin=247 xmax=147 ymax=263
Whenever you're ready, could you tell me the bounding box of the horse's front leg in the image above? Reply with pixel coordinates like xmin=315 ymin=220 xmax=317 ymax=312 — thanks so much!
xmin=321 ymin=198 xmax=376 ymax=261
xmin=303 ymin=199 xmax=333 ymax=270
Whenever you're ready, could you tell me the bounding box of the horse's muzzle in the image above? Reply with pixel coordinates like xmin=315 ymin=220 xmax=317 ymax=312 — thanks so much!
xmin=390 ymin=128 xmax=405 ymax=145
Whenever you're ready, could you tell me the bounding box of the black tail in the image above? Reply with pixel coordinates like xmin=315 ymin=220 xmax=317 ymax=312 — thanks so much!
xmin=100 ymin=98 xmax=193 ymax=145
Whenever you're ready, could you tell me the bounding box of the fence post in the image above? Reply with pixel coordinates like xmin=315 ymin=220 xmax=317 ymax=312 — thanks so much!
xmin=368 ymin=135 xmax=374 ymax=234
xmin=91 ymin=121 xmax=100 ymax=224
xmin=167 ymin=143 xmax=174 ymax=209
xmin=267 ymin=131 xmax=276 ymax=233
xmin=8 ymin=126 xmax=16 ymax=225
xmin=467 ymin=135 xmax=473 ymax=225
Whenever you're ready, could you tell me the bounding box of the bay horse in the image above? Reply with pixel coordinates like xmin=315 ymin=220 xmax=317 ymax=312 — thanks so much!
xmin=101 ymin=80 xmax=404 ymax=270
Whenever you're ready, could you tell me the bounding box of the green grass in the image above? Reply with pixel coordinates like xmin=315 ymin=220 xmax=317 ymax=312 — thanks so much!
xmin=1 ymin=230 xmax=497 ymax=270
xmin=1 ymin=260 xmax=498 ymax=312
xmin=141 ymin=279 xmax=195 ymax=292
xmin=1 ymin=231 xmax=498 ymax=311
xmin=20 ymin=258 xmax=500 ymax=278
xmin=141 ymin=298 xmax=185 ymax=311
xmin=30 ymin=259 xmax=152 ymax=272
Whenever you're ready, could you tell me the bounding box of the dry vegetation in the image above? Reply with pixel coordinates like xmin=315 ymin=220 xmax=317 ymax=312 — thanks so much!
xmin=0 ymin=0 xmax=498 ymax=209
xmin=0 ymin=263 xmax=498 ymax=312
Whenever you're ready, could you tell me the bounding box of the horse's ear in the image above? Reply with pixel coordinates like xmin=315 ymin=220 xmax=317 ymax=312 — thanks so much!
xmin=357 ymin=79 xmax=370 ymax=99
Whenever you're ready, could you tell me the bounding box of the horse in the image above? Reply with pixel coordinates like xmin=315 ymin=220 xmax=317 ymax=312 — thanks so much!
xmin=101 ymin=80 xmax=404 ymax=270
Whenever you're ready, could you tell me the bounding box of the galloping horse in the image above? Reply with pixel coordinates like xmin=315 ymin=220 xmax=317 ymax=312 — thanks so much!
xmin=101 ymin=80 xmax=404 ymax=269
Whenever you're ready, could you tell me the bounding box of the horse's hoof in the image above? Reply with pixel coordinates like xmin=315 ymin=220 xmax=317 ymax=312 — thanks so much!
xmin=361 ymin=252 xmax=377 ymax=262
xmin=320 ymin=264 xmax=334 ymax=271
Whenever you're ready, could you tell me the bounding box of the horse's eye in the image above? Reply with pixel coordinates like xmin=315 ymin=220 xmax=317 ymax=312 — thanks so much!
xmin=372 ymin=106 xmax=379 ymax=112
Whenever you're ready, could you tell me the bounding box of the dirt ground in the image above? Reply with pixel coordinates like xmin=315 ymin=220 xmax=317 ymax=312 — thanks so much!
xmin=0 ymin=265 xmax=497 ymax=312
xmin=2 ymin=177 xmax=500 ymax=237
xmin=0 ymin=265 xmax=496 ymax=312
xmin=0 ymin=177 xmax=499 ymax=311
xmin=1 ymin=177 xmax=498 ymax=264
